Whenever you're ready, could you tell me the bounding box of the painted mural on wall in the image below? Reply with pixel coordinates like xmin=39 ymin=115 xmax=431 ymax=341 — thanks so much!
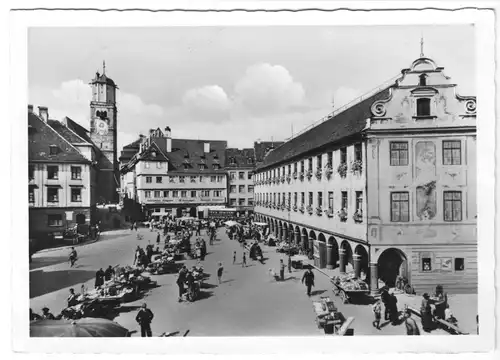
xmin=415 ymin=142 xmax=437 ymax=220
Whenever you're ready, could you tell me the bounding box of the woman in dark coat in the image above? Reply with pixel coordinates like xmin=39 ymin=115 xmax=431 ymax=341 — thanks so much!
xmin=388 ymin=292 xmax=399 ymax=324
xmin=420 ymin=293 xmax=435 ymax=332
xmin=95 ymin=268 xmax=105 ymax=288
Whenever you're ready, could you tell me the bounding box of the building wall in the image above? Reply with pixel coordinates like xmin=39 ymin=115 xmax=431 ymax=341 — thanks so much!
xmin=366 ymin=58 xmax=477 ymax=293
xmin=228 ymin=168 xmax=254 ymax=210
xmin=255 ymin=142 xmax=368 ymax=243
xmin=29 ymin=207 xmax=91 ymax=239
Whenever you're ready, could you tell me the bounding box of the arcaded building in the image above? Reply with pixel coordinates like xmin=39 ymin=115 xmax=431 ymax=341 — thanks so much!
xmin=254 ymin=56 xmax=476 ymax=294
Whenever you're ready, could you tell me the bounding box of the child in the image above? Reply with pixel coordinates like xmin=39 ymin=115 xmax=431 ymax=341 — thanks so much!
xmin=233 ymin=251 xmax=237 ymax=265
xmin=217 ymin=262 xmax=224 ymax=284
xmin=372 ymin=299 xmax=382 ymax=329
xmin=242 ymin=252 xmax=247 ymax=267
xmin=444 ymin=304 xmax=457 ymax=325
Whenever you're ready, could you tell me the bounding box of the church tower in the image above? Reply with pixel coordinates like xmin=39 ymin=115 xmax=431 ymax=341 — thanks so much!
xmin=89 ymin=61 xmax=119 ymax=203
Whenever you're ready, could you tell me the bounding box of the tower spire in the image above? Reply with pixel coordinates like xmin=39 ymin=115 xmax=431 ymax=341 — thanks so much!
xmin=420 ymin=35 xmax=424 ymax=58
xmin=102 ymin=60 xmax=106 ymax=75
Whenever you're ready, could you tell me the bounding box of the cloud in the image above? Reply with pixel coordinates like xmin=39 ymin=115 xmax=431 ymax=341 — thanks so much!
xmin=181 ymin=85 xmax=231 ymax=122
xmin=234 ymin=63 xmax=306 ymax=115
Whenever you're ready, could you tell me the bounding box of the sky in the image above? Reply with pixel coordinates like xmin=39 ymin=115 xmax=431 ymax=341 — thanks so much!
xmin=28 ymin=25 xmax=475 ymax=151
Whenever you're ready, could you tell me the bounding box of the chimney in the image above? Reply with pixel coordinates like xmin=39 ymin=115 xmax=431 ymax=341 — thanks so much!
xmin=204 ymin=142 xmax=210 ymax=154
xmin=38 ymin=106 xmax=48 ymax=122
xmin=165 ymin=126 xmax=172 ymax=152
xmin=28 ymin=104 xmax=33 ymax=113
xmin=149 ymin=128 xmax=155 ymax=137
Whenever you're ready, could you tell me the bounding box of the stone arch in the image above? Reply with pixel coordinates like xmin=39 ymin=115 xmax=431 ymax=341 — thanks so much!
xmin=327 ymin=236 xmax=339 ymax=270
xmin=288 ymin=223 xmax=294 ymax=243
xmin=317 ymin=233 xmax=327 ymax=268
xmin=301 ymin=227 xmax=309 ymax=253
xmin=294 ymin=225 xmax=301 ymax=246
xmin=339 ymin=240 xmax=353 ymax=273
xmin=354 ymin=244 xmax=369 ymax=280
xmin=278 ymin=221 xmax=284 ymax=241
xmin=377 ymin=247 xmax=409 ymax=288
xmin=309 ymin=230 xmax=317 ymax=262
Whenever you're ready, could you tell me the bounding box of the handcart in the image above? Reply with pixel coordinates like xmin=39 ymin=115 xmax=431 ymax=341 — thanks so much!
xmin=331 ymin=273 xmax=370 ymax=304
xmin=311 ymin=296 xmax=355 ymax=335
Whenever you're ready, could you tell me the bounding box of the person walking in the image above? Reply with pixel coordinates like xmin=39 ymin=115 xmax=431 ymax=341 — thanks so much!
xmin=69 ymin=247 xmax=78 ymax=268
xmin=176 ymin=265 xmax=188 ymax=302
xmin=404 ymin=307 xmax=420 ymax=335
xmin=242 ymin=252 xmax=247 ymax=267
xmin=135 ymin=303 xmax=154 ymax=337
xmin=233 ymin=251 xmax=237 ymax=265
xmin=156 ymin=232 xmax=161 ymax=245
xmin=279 ymin=259 xmax=285 ymax=281
xmin=301 ymin=267 xmax=315 ymax=296
xmin=217 ymin=262 xmax=224 ymax=284
xmin=94 ymin=268 xmax=105 ymax=289
xmin=372 ymin=299 xmax=382 ymax=329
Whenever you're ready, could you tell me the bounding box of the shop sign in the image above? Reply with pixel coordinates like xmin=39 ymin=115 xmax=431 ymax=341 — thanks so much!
xmin=65 ymin=211 xmax=73 ymax=221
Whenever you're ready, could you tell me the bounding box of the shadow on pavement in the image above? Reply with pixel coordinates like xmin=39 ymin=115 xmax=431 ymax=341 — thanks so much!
xmin=201 ymin=283 xmax=218 ymax=289
xmin=30 ymin=269 xmax=96 ymax=298
xmin=197 ymin=291 xmax=214 ymax=301
xmin=221 ymin=279 xmax=234 ymax=284
xmin=30 ymin=255 xmax=69 ymax=271
xmin=310 ymin=289 xmax=327 ymax=296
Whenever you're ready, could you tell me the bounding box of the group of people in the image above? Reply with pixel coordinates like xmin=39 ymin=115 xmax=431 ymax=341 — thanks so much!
xmin=94 ymin=265 xmax=116 ymax=288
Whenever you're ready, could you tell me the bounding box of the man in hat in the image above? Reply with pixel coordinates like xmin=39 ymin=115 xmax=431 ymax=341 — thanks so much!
xmin=67 ymin=288 xmax=79 ymax=307
xmin=135 ymin=303 xmax=154 ymax=337
xmin=41 ymin=307 xmax=55 ymax=320
xmin=104 ymin=265 xmax=115 ymax=281
xmin=94 ymin=268 xmax=105 ymax=288
xmin=301 ymin=267 xmax=315 ymax=296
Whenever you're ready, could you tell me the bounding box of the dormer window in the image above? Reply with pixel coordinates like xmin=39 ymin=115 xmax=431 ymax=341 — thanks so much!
xmin=416 ymin=98 xmax=431 ymax=117
xmin=247 ymin=158 xmax=253 ymax=164
xmin=49 ymin=145 xmax=58 ymax=155
xmin=213 ymin=164 xmax=220 ymax=170
xmin=419 ymin=74 xmax=427 ymax=86
xmin=151 ymin=151 xmax=156 ymax=158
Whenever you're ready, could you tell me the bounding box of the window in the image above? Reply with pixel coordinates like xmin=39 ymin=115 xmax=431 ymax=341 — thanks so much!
xmin=247 ymin=158 xmax=253 ymax=164
xmin=180 ymin=191 xmax=186 ymax=198
xmin=239 ymin=199 xmax=246 ymax=206
xmin=341 ymin=191 xmax=348 ymax=210
xmin=48 ymin=214 xmax=63 ymax=227
xmin=190 ymin=176 xmax=196 ymax=183
xmin=29 ymin=188 xmax=35 ymax=203
xmin=248 ymin=199 xmax=254 ymax=206
xmin=163 ymin=191 xmax=169 ymax=198
xmin=444 ymin=191 xmax=462 ymax=222
xmin=191 ymin=191 xmax=197 ymax=198
xmin=145 ymin=191 xmax=151 ymax=198
xmin=454 ymin=258 xmax=465 ymax=271
xmin=146 ymin=176 xmax=152 ymax=183
xmin=217 ymin=175 xmax=224 ymax=182
xmin=294 ymin=192 xmax=297 ymax=206
xmin=354 ymin=144 xmax=362 ymax=162
xmin=199 ymin=164 xmax=206 ymax=171
xmin=328 ymin=191 xmax=334 ymax=209
xmin=355 ymin=191 xmax=363 ymax=210
xmin=288 ymin=192 xmax=291 ymax=206
xmin=210 ymin=176 xmax=216 ymax=183
xmin=213 ymin=164 xmax=221 ymax=170
xmin=164 ymin=208 xmax=169 ymax=213
xmin=301 ymin=192 xmax=305 ymax=205
xmin=340 ymin=148 xmax=347 ymax=164
xmin=156 ymin=176 xmax=162 ymax=183
xmin=287 ymin=164 xmax=291 ymax=175
xmin=416 ymin=98 xmax=431 ymax=116
xmin=282 ymin=193 xmax=286 ymax=204
xmin=29 ymin=165 xmax=34 ymax=180
xmin=179 ymin=176 xmax=185 ymax=183
xmin=49 ymin=145 xmax=58 ymax=155
xmin=214 ymin=190 xmax=222 ymax=197
xmin=47 ymin=166 xmax=58 ymax=180
xmin=248 ymin=185 xmax=254 ymax=193
xmin=308 ymin=158 xmax=313 ymax=171
xmin=390 ymin=142 xmax=409 ymax=166
xmin=300 ymin=160 xmax=304 ymax=172
xmin=47 ymin=187 xmax=59 ymax=202
xmin=145 ymin=162 xmax=150 ymax=169
xmin=327 ymin=152 xmax=333 ymax=166
xmin=422 ymin=258 xmax=432 ymax=272
xmin=443 ymin=141 xmax=462 ymax=165
xmin=154 ymin=191 xmax=160 ymax=198
xmin=419 ymin=74 xmax=427 ymax=86
xmin=154 ymin=208 xmax=160 ymax=213
xmin=317 ymin=155 xmax=322 ymax=169
xmin=71 ymin=188 xmax=82 ymax=202
xmin=239 ymin=172 xmax=245 ymax=180
xmin=230 ymin=172 xmax=236 ymax=180
xmin=317 ymin=192 xmax=323 ymax=207
xmin=71 ymin=166 xmax=82 ymax=180
xmin=156 ymin=162 xmax=162 ymax=169
xmin=199 ymin=176 xmax=204 ymax=183
xmin=391 ymin=192 xmax=409 ymax=222
xmin=273 ymin=193 xmax=276 ymax=204
xmin=239 ymin=185 xmax=245 ymax=193
xmin=308 ymin=192 xmax=313 ymax=206
xmin=201 ymin=190 xmax=210 ymax=197
xmin=230 ymin=199 xmax=237 ymax=206
xmin=172 ymin=191 xmax=178 ymax=198
xmin=247 ymin=172 xmax=252 ymax=180
xmin=294 ymin=163 xmax=298 ymax=173
xmin=230 ymin=185 xmax=236 ymax=193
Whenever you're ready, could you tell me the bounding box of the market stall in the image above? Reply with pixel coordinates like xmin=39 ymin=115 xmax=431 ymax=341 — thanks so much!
xmin=331 ymin=273 xmax=370 ymax=304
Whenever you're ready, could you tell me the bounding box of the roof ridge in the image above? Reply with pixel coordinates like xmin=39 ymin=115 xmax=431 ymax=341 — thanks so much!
xmin=30 ymin=113 xmax=90 ymax=163
xmin=59 ymin=118 xmax=91 ymax=144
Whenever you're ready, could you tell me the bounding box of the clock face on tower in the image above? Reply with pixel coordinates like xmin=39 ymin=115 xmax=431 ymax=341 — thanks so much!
xmin=96 ymin=119 xmax=108 ymax=135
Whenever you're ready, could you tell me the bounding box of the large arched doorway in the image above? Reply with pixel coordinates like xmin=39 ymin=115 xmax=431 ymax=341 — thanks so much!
xmin=327 ymin=236 xmax=339 ymax=270
xmin=340 ymin=240 xmax=353 ymax=273
xmin=301 ymin=228 xmax=309 ymax=254
xmin=377 ymin=248 xmax=408 ymax=287
xmin=288 ymin=224 xmax=294 ymax=244
xmin=354 ymin=245 xmax=369 ymax=280
xmin=309 ymin=230 xmax=318 ymax=265
xmin=278 ymin=221 xmax=284 ymax=241
xmin=294 ymin=226 xmax=301 ymax=246
xmin=318 ymin=233 xmax=327 ymax=269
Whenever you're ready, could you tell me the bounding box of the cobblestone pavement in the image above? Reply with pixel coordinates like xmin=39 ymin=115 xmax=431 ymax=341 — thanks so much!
xmin=29 ymin=228 xmax=476 ymax=336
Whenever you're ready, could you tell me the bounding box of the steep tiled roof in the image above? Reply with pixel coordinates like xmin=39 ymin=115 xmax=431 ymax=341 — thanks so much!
xmin=258 ymin=86 xmax=392 ymax=170
xmin=47 ymin=119 xmax=89 ymax=144
xmin=28 ymin=112 xmax=90 ymax=164
xmin=137 ymin=137 xmax=227 ymax=174
xmin=253 ymin=141 xmax=284 ymax=164
xmin=62 ymin=117 xmax=93 ymax=144
xmin=225 ymin=148 xmax=255 ymax=169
